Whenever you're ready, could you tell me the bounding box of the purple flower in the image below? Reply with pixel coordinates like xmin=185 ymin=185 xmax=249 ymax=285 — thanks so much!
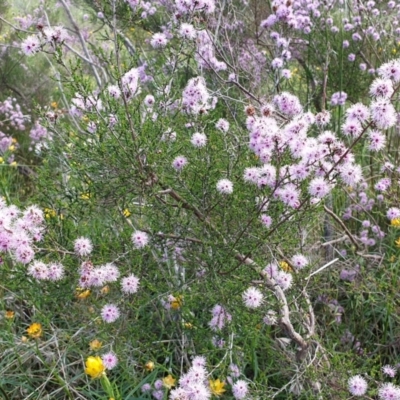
xmin=348 ymin=375 xmax=368 ymax=396
xmin=172 ymin=156 xmax=188 ymax=171
xmin=260 ymin=214 xmax=272 ymax=228
xmin=382 ymin=365 xmax=397 ymax=378
xmin=308 ymin=177 xmax=332 ymax=198
xmin=346 ymin=103 xmax=370 ymax=123
xmin=216 ymin=179 xmax=233 ymax=194
xmin=101 ymin=304 xmax=120 ymax=323
xmin=378 ymin=382 xmax=400 ymax=400
xmin=208 ymin=304 xmax=232 ymax=331
xmin=28 ymin=261 xmax=49 ymax=280
xmin=387 ymin=207 xmax=400 ymax=220
xmin=144 ymin=95 xmax=155 ymax=107
xmin=215 ymin=118 xmax=229 ymax=132
xmin=271 ymin=58 xmax=284 ymax=69
xmin=368 ymin=130 xmax=386 ymax=151
xmin=232 ymin=380 xmax=249 ymax=399
xmin=291 ymin=254 xmax=308 ymax=269
xmin=121 ymin=274 xmax=140 ymax=294
xmin=21 ymin=35 xmax=41 ymax=56
xmin=348 ymin=53 xmax=356 ymax=62
xmin=330 ymin=91 xmax=347 ymax=106
xmin=131 ymin=230 xmax=149 ymax=248
xmin=370 ymin=78 xmax=394 ymax=98
xmin=275 ymin=270 xmax=292 ymax=290
xmin=102 ymin=352 xmax=118 ymax=369
xmin=74 ymin=237 xmax=93 ymax=257
xmin=378 ymin=59 xmax=400 ymax=82
xmin=179 ymin=23 xmax=196 ymax=40
xmin=142 ymin=383 xmax=152 ymax=393
xmin=370 ymin=98 xmax=396 ymax=130
xmin=190 ymin=132 xmax=207 ymax=148
xmin=47 ymin=262 xmax=65 ymax=281
xmin=150 ymin=33 xmax=168 ymax=48
xmin=242 ymin=287 xmax=263 ymax=308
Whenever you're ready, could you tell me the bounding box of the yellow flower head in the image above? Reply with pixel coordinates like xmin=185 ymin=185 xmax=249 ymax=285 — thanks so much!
xmin=44 ymin=208 xmax=57 ymax=219
xmin=162 ymin=374 xmax=176 ymax=389
xmin=5 ymin=310 xmax=15 ymax=319
xmin=279 ymin=260 xmax=293 ymax=273
xmin=396 ymin=238 xmax=400 ymax=248
xmin=85 ymin=356 xmax=105 ymax=379
xmin=123 ymin=208 xmax=131 ymax=217
xmin=145 ymin=361 xmax=155 ymax=371
xmin=170 ymin=295 xmax=183 ymax=310
xmin=76 ymin=288 xmax=91 ymax=299
xmin=391 ymin=218 xmax=400 ymax=227
xmin=27 ymin=322 xmax=42 ymax=339
xmin=89 ymin=339 xmax=102 ymax=351
xmin=209 ymin=379 xmax=226 ymax=397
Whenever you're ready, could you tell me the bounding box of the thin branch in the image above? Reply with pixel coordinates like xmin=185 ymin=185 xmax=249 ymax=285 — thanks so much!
xmin=323 ymin=205 xmax=359 ymax=250
xmin=59 ymin=0 xmax=102 ymax=87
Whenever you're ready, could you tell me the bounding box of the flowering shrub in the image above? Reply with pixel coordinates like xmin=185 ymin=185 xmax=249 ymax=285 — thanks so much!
xmin=2 ymin=0 xmax=400 ymax=399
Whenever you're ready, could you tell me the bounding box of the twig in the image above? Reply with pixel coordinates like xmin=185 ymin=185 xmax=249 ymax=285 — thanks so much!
xmin=323 ymin=206 xmax=359 ymax=250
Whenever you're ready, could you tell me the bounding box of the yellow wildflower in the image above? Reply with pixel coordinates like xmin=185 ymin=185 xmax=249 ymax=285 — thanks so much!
xmin=10 ymin=161 xmax=17 ymax=167
xmin=27 ymin=322 xmax=43 ymax=339
xmin=279 ymin=260 xmax=293 ymax=273
xmin=183 ymin=322 xmax=193 ymax=329
xmin=89 ymin=339 xmax=102 ymax=351
xmin=209 ymin=379 xmax=226 ymax=397
xmin=123 ymin=208 xmax=131 ymax=217
xmin=51 ymin=101 xmax=58 ymax=109
xmin=5 ymin=310 xmax=15 ymax=319
xmin=80 ymin=193 xmax=90 ymax=200
xmin=395 ymin=238 xmax=400 ymax=248
xmin=85 ymin=356 xmax=105 ymax=379
xmin=162 ymin=374 xmax=176 ymax=389
xmin=170 ymin=295 xmax=183 ymax=310
xmin=8 ymin=145 xmax=15 ymax=151
xmin=391 ymin=218 xmax=400 ymax=227
xmin=76 ymin=288 xmax=91 ymax=299
xmin=390 ymin=255 xmax=396 ymax=263
xmin=44 ymin=208 xmax=57 ymax=219
xmin=145 ymin=361 xmax=155 ymax=371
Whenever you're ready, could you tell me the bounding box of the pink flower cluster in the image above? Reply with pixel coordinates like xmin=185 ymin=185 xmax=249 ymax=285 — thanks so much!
xmin=0 ymin=201 xmax=45 ymax=264
xmin=169 ymin=356 xmax=212 ymax=400
xmin=78 ymin=261 xmax=120 ymax=288
xmin=0 ymin=97 xmax=27 ymax=131
xmin=208 ymin=304 xmax=232 ymax=331
xmin=175 ymin=0 xmax=215 ymax=15
xmin=27 ymin=261 xmax=64 ymax=281
xmin=263 ymin=262 xmax=293 ymax=291
xmin=195 ymin=30 xmax=227 ymax=71
xmin=21 ymin=26 xmax=68 ymax=56
xmin=182 ymin=77 xmax=216 ymax=115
